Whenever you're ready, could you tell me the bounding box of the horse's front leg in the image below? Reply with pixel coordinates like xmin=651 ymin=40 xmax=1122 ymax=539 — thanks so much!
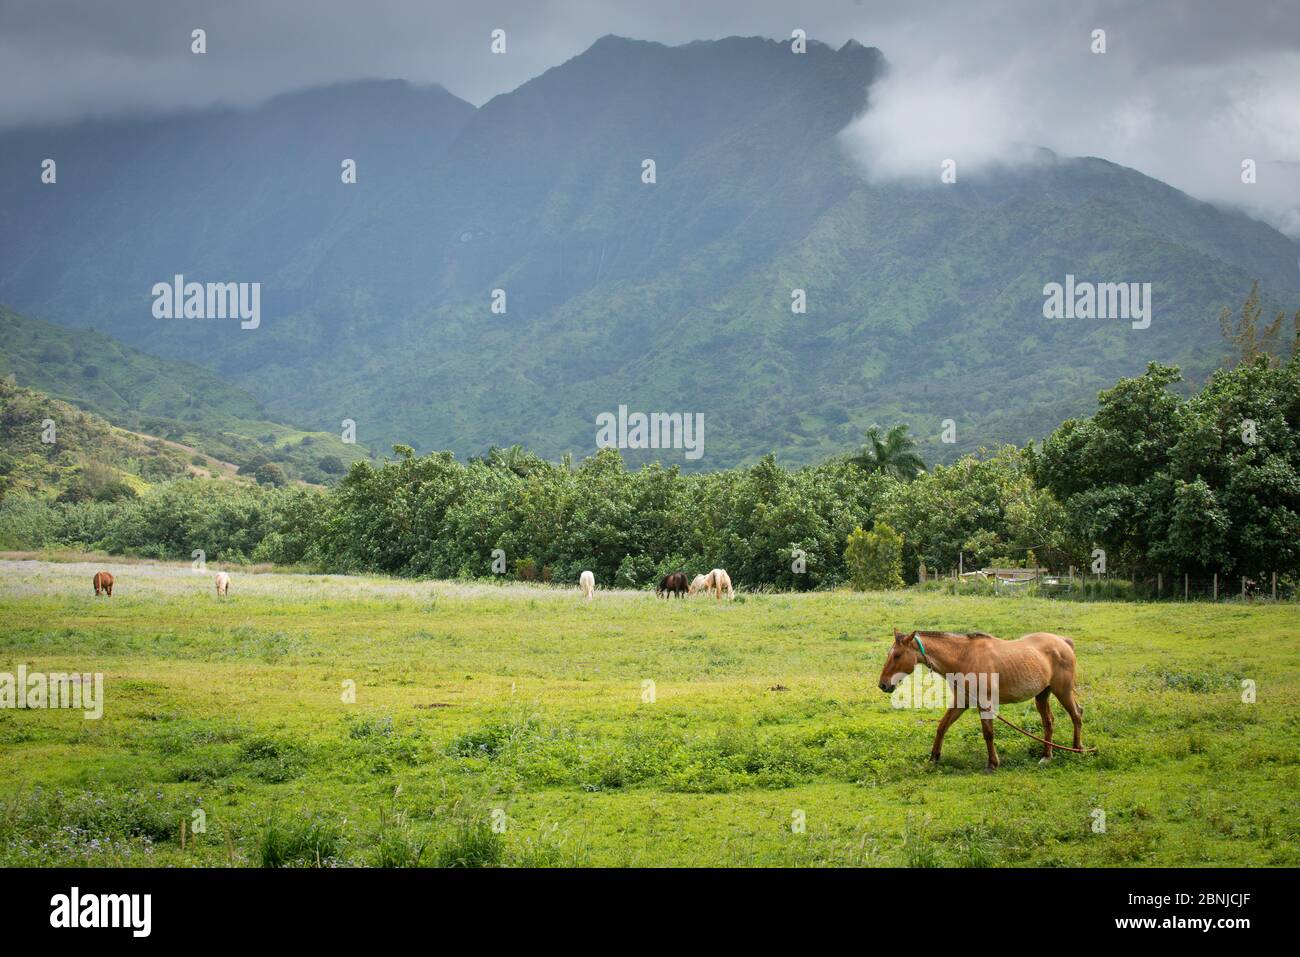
xmin=931 ymin=706 xmax=965 ymax=763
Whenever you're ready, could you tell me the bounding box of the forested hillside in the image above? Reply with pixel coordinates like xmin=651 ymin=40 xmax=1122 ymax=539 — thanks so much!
xmin=6 ymin=342 xmax=1296 ymax=588
xmin=0 ymin=378 xmax=196 ymax=504
xmin=0 ymin=307 xmax=370 ymax=484
xmin=2 ymin=36 xmax=1296 ymax=468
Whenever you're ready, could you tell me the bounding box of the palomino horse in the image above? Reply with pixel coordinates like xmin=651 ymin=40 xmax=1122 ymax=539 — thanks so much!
xmin=656 ymin=572 xmax=689 ymax=598
xmin=688 ymin=574 xmax=709 ymax=596
xmin=215 ymin=571 xmax=230 ymax=597
xmin=92 ymin=571 xmax=114 ymax=596
xmin=704 ymin=568 xmax=734 ymax=599
xmin=579 ymin=570 xmax=595 ymax=602
xmin=878 ymin=629 xmax=1084 ymax=770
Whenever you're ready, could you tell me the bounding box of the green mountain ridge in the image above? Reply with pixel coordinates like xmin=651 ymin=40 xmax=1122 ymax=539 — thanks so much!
xmin=1 ymin=34 xmax=1297 ymax=469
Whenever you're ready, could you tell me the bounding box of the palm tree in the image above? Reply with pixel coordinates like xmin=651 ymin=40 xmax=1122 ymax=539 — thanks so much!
xmin=850 ymin=424 xmax=926 ymax=481
xmin=483 ymin=444 xmax=546 ymax=478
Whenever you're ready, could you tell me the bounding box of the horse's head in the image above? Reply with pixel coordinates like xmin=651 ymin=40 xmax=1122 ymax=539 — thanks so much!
xmin=878 ymin=629 xmax=920 ymax=693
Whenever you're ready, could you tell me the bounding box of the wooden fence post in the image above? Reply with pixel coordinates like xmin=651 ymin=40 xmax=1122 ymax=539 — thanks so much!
xmin=1184 ymin=573 xmax=1188 ymax=601
xmin=1157 ymin=572 xmax=1162 ymax=596
xmin=1213 ymin=573 xmax=1218 ymax=601
xmin=1274 ymin=572 xmax=1278 ymax=602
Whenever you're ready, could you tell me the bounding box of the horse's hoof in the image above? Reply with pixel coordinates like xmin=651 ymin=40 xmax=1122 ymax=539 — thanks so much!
xmin=983 ymin=764 xmax=998 ymax=773
xmin=1038 ymin=757 xmax=1052 ymax=766
xmin=929 ymin=754 xmax=941 ymax=764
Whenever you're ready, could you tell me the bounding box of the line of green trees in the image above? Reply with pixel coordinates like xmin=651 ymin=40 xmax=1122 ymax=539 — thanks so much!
xmin=3 ymin=352 xmax=1297 ymax=588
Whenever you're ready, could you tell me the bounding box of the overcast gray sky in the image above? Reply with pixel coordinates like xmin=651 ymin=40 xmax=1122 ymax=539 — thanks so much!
xmin=2 ymin=0 xmax=1298 ymax=233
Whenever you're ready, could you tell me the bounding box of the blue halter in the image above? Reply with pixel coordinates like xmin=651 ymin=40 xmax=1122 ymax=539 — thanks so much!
xmin=912 ymin=632 xmax=929 ymax=665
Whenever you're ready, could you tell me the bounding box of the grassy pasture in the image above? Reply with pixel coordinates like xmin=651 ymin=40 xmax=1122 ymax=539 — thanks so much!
xmin=0 ymin=557 xmax=1296 ymax=867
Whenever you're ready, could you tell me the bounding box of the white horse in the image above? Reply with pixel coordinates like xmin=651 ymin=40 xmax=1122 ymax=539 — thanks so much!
xmin=689 ymin=574 xmax=709 ymax=596
xmin=214 ymin=571 xmax=230 ymax=597
xmin=705 ymin=568 xmax=734 ymax=599
xmin=579 ymin=570 xmax=595 ymax=602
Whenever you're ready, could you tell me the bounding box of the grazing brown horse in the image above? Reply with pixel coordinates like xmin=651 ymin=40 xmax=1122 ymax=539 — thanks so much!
xmin=92 ymin=571 xmax=114 ymax=597
xmin=878 ymin=629 xmax=1084 ymax=770
xmin=656 ymin=572 xmax=689 ymax=598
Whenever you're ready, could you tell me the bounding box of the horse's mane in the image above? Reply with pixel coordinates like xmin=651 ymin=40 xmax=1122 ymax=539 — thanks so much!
xmin=915 ymin=630 xmax=996 ymax=640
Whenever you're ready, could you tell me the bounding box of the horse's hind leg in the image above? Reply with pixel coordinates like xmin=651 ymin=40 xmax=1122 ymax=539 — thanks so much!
xmin=1054 ymin=686 xmax=1083 ymax=749
xmin=1034 ymin=688 xmax=1054 ymax=763
xmin=980 ymin=717 xmax=999 ymax=771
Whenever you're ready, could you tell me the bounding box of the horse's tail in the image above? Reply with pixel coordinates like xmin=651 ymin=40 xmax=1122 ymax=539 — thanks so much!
xmin=1061 ymin=635 xmax=1082 ymax=706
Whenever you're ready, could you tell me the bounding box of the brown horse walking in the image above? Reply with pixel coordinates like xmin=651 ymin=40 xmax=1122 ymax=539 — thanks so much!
xmin=92 ymin=571 xmax=114 ymax=597
xmin=878 ymin=629 xmax=1085 ymax=770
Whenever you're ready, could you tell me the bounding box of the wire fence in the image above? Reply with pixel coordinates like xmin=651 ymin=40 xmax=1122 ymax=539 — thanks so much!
xmin=916 ymin=567 xmax=1295 ymax=603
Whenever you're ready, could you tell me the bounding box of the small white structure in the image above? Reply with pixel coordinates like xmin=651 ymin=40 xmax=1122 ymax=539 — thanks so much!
xmin=214 ymin=571 xmax=230 ymax=597
xmin=579 ymin=570 xmax=595 ymax=602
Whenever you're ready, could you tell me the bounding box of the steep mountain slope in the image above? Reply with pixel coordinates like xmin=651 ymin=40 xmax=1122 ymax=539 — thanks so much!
xmin=0 ymin=79 xmax=475 ymax=335
xmin=0 ymin=307 xmax=369 ymax=483
xmin=0 ymin=378 xmax=198 ymax=502
xmin=0 ymin=36 xmax=1296 ymax=468
xmin=0 ymin=306 xmax=265 ymax=420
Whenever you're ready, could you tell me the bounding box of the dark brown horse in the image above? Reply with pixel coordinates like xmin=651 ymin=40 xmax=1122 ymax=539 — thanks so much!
xmin=656 ymin=572 xmax=689 ymax=598
xmin=92 ymin=571 xmax=114 ymax=596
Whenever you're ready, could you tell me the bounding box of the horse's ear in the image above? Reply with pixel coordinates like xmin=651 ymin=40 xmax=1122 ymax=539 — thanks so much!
xmin=893 ymin=628 xmax=902 ymax=641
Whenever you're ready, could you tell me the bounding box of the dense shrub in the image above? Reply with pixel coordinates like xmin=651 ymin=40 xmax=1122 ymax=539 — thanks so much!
xmin=845 ymin=523 xmax=904 ymax=590
xmin=1033 ymin=358 xmax=1300 ymax=578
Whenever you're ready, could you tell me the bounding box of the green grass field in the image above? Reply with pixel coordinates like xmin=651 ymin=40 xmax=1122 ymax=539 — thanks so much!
xmin=1 ymin=557 xmax=1296 ymax=867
